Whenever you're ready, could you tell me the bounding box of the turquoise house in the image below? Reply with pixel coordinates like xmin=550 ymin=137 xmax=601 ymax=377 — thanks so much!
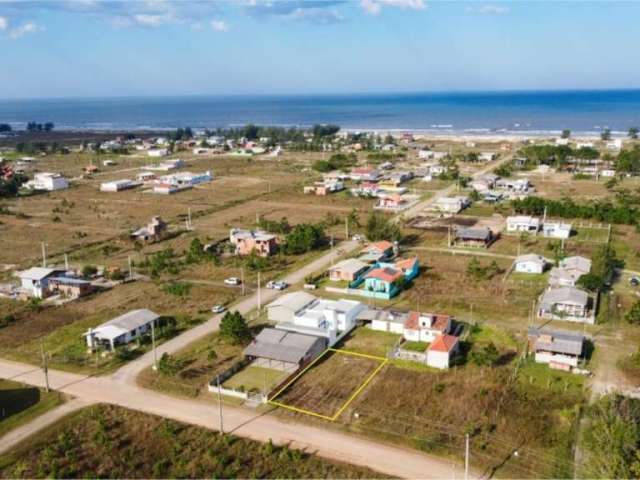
xmin=352 ymin=257 xmax=420 ymax=300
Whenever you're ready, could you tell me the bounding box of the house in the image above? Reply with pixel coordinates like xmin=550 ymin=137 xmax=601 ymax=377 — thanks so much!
xmin=350 ymin=168 xmax=380 ymax=182
xmin=131 ymin=216 xmax=168 ymax=243
xmin=148 ymin=148 xmax=169 ymax=157
xmin=454 ymin=227 xmax=494 ymax=248
xmin=267 ymin=291 xmax=318 ymax=324
xmin=375 ymin=194 xmax=407 ymax=210
xmin=495 ymin=178 xmax=531 ymax=193
xmin=549 ymin=256 xmax=591 ymax=287
xmin=243 ymin=328 xmax=325 ymax=372
xmin=360 ymin=257 xmax=419 ymax=300
xmin=153 ymin=182 xmax=191 ymax=195
xmin=434 ymin=196 xmax=469 ymax=214
xmin=272 ymin=295 xmax=365 ymax=346
xmin=514 ymin=254 xmax=549 ymax=274
xmin=426 ymin=335 xmax=460 ymax=369
xmin=26 ymin=172 xmax=68 ymax=191
xmin=84 ymin=309 xmax=160 ymax=352
xmin=541 ymin=222 xmax=572 ymax=239
xmin=158 ymin=171 xmax=213 ymax=187
xmin=229 ymin=228 xmax=277 ymax=257
xmin=137 ymin=171 xmax=156 ymax=183
xmin=303 ymin=180 xmax=344 ymax=196
xmin=506 ymin=216 xmax=540 ymax=234
xmin=479 ymin=152 xmax=497 ymax=162
xmin=606 ymin=139 xmax=623 ymax=151
xmin=328 ymin=258 xmax=370 ymax=282
xmin=403 ymin=312 xmax=452 ymax=343
xmin=83 ymin=164 xmax=99 ymax=174
xmin=100 ymin=179 xmax=139 ymax=192
xmin=148 ymin=159 xmax=185 ymax=171
xmin=359 ymin=308 xmax=406 ymax=334
xmin=538 ymin=287 xmax=592 ymax=323
xmin=17 ymin=267 xmax=65 ymax=298
xmin=528 ymin=327 xmax=585 ymax=371
xmin=359 ymin=241 xmax=395 ymax=263
xmin=48 ymin=276 xmax=93 ymax=298
xmin=351 ymin=182 xmax=380 ymax=197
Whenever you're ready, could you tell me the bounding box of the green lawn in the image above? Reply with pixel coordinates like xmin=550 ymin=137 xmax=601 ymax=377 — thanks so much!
xmin=222 ymin=365 xmax=287 ymax=394
xmin=401 ymin=341 xmax=429 ymax=352
xmin=0 ymin=379 xmax=65 ymax=438
xmin=337 ymin=327 xmax=400 ymax=358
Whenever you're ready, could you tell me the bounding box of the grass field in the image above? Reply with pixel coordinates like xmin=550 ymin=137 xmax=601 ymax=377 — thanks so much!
xmin=0 ymin=404 xmax=386 ymax=479
xmin=0 ymin=379 xmax=65 ymax=438
xmin=222 ymin=365 xmax=287 ymax=394
xmin=272 ymin=349 xmax=387 ymax=420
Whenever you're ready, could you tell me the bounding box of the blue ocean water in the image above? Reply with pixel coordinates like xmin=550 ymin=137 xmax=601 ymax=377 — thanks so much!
xmin=1 ymin=90 xmax=639 ymax=135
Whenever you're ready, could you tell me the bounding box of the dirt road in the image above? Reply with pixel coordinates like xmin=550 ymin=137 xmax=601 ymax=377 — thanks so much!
xmin=0 ymin=358 xmax=463 ymax=479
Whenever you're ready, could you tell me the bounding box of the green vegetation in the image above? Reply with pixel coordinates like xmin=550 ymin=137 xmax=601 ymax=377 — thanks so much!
xmin=0 ymin=174 xmax=27 ymax=198
xmin=580 ymin=394 xmax=640 ymax=478
xmin=466 ymin=258 xmax=502 ymax=281
xmin=0 ymin=380 xmax=64 ymax=438
xmin=401 ymin=341 xmax=428 ymax=352
xmin=219 ymin=311 xmax=251 ymax=345
xmin=223 ymin=365 xmax=285 ymax=393
xmin=625 ymin=300 xmax=640 ymax=325
xmin=284 ymin=222 xmax=327 ymax=254
xmin=365 ymin=211 xmax=401 ymax=242
xmin=162 ymin=281 xmax=192 ymax=297
xmin=512 ymin=195 xmax=639 ymax=225
xmin=0 ymin=404 xmax=382 ymax=479
xmin=312 ymin=153 xmax=357 ymax=173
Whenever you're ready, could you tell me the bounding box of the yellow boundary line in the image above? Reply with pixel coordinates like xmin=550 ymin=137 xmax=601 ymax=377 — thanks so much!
xmin=268 ymin=348 xmax=387 ymax=421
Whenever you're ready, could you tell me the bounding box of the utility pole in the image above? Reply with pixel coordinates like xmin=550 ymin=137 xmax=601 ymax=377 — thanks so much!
xmin=345 ymin=217 xmax=349 ymax=240
xmin=257 ymin=271 xmax=262 ymax=312
xmin=330 ymin=235 xmax=335 ymax=267
xmin=64 ymin=253 xmax=69 ymax=271
xmin=464 ymin=433 xmax=470 ymax=480
xmin=217 ymin=374 xmax=224 ymax=435
xmin=41 ymin=242 xmax=47 ymax=268
xmin=40 ymin=338 xmax=50 ymax=393
xmin=188 ymin=208 xmax=192 ymax=230
xmin=128 ymin=256 xmax=133 ymax=280
xmin=240 ymin=267 xmax=245 ymax=295
xmin=151 ymin=319 xmax=158 ymax=371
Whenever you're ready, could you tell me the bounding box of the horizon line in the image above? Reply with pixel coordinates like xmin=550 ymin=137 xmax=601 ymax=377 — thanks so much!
xmin=2 ymin=87 xmax=640 ymax=102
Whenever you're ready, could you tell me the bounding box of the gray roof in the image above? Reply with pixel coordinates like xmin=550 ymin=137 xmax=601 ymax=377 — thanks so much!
xmin=559 ymin=256 xmax=591 ymax=275
xmin=17 ymin=267 xmax=64 ymax=281
xmin=516 ymin=254 xmax=548 ymax=265
xmin=267 ymin=291 xmax=317 ymax=313
xmin=244 ymin=328 xmax=322 ymax=364
xmin=528 ymin=327 xmax=584 ymax=356
xmin=541 ymin=287 xmax=589 ymax=307
xmin=329 ymin=258 xmax=369 ymax=275
xmin=99 ymin=309 xmax=159 ymax=331
xmin=357 ymin=308 xmax=408 ymax=324
xmin=455 ymin=227 xmax=492 ymax=241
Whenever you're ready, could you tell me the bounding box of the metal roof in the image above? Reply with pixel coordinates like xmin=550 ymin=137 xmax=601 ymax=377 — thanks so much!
xmin=267 ymin=291 xmax=317 ymax=313
xmin=17 ymin=267 xmax=62 ymax=281
xmin=540 ymin=287 xmax=589 ymax=307
xmin=98 ymin=309 xmax=159 ymax=332
xmin=528 ymin=327 xmax=584 ymax=356
xmin=244 ymin=328 xmax=322 ymax=364
xmin=329 ymin=258 xmax=369 ymax=275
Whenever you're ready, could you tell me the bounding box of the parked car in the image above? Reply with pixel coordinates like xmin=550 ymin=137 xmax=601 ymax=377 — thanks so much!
xmin=352 ymin=234 xmax=364 ymax=242
xmin=211 ymin=305 xmax=226 ymax=314
xmin=266 ymin=280 xmax=288 ymax=290
xmin=224 ymin=277 xmax=241 ymax=286
xmin=630 ymin=276 xmax=640 ymax=287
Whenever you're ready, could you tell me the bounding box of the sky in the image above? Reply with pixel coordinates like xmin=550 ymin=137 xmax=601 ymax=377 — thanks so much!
xmin=1 ymin=0 xmax=639 ymax=99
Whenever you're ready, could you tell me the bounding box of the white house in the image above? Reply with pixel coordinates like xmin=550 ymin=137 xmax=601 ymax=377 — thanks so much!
xmin=84 ymin=309 xmax=160 ymax=352
xmin=528 ymin=327 xmax=585 ymax=371
xmin=538 ymin=287 xmax=592 ymax=323
xmin=426 ymin=334 xmax=460 ymax=369
xmin=26 ymin=172 xmax=69 ymax=191
xmin=16 ymin=267 xmax=65 ymax=298
xmin=434 ymin=196 xmax=469 ymax=214
xmin=541 ymin=222 xmax=572 ymax=239
xmin=148 ymin=148 xmax=169 ymax=157
xmin=361 ymin=309 xmax=406 ymax=335
xmin=403 ymin=312 xmax=452 ymax=343
xmin=479 ymin=152 xmax=496 ymax=162
xmin=514 ymin=254 xmax=549 ymax=274
xmin=100 ymin=179 xmax=138 ymax=192
xmin=506 ymin=216 xmax=540 ymax=234
xmin=606 ymin=139 xmax=623 ymax=151
xmin=269 ymin=294 xmax=365 ymax=347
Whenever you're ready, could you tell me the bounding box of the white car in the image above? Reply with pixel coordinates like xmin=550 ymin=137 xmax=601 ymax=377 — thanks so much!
xmin=224 ymin=277 xmax=241 ymax=286
xmin=266 ymin=280 xmax=288 ymax=290
xmin=211 ymin=305 xmax=226 ymax=314
xmin=352 ymin=234 xmax=364 ymax=242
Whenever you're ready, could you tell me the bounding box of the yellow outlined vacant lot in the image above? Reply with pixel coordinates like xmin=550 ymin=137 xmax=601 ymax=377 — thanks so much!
xmin=268 ymin=348 xmax=388 ymax=421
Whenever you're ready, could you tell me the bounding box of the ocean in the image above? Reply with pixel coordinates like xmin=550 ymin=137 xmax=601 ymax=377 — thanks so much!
xmin=1 ymin=90 xmax=639 ymax=136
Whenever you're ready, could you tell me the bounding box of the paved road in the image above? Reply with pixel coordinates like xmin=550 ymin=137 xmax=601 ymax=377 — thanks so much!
xmin=0 ymin=359 xmax=463 ymax=479
xmin=0 ymin=397 xmax=94 ymax=455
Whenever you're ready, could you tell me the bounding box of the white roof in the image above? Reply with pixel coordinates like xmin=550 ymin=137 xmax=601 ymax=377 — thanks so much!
xmin=541 ymin=287 xmax=588 ymax=307
xmin=17 ymin=267 xmax=61 ymax=281
xmin=267 ymin=291 xmax=317 ymax=312
xmin=560 ymin=256 xmax=591 ymax=274
xmin=516 ymin=254 xmax=548 ymax=265
xmin=329 ymin=258 xmax=369 ymax=275
xmin=87 ymin=309 xmax=159 ymax=340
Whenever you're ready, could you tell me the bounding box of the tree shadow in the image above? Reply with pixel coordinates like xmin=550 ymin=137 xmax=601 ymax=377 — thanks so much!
xmin=0 ymin=387 xmax=41 ymax=420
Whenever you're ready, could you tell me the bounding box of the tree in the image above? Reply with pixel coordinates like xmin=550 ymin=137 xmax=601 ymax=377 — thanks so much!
xmin=81 ymin=265 xmax=98 ymax=278
xmin=43 ymin=122 xmax=54 ymax=132
xmin=577 ymin=273 xmax=605 ymax=292
xmin=581 ymin=394 xmax=640 ymax=479
xmin=561 ymin=129 xmax=571 ymax=139
xmin=284 ymin=223 xmax=326 ymax=254
xmin=625 ymin=301 xmax=640 ymax=325
xmin=365 ymin=212 xmax=401 ymax=242
xmin=219 ymin=311 xmax=251 ymax=345
xmin=0 ymin=123 xmax=11 ymax=133
xmin=601 ymin=128 xmax=612 ymax=141
xmin=628 ymin=127 xmax=639 ymax=140
xmin=470 ymin=342 xmax=500 ymax=366
xmin=157 ymin=353 xmax=185 ymax=376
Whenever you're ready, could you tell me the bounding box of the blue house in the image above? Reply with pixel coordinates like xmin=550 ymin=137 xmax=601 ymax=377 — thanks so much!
xmin=352 ymin=257 xmax=420 ymax=300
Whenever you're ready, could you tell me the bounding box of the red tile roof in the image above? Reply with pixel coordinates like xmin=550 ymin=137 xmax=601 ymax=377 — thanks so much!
xmin=394 ymin=256 xmax=418 ymax=272
xmin=365 ymin=267 xmax=402 ymax=283
xmin=431 ymin=315 xmax=451 ymax=332
xmin=404 ymin=311 xmax=420 ymax=330
xmin=364 ymin=241 xmax=394 ymax=253
xmin=429 ymin=334 xmax=459 ymax=353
